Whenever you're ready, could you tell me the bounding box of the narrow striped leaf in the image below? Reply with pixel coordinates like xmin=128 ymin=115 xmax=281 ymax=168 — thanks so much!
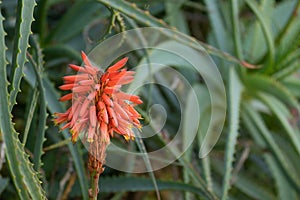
xmin=267 ymin=156 xmax=297 ymax=199
xmin=183 ymin=83 xmax=201 ymax=199
xmin=258 ymin=92 xmax=300 ymax=156
xmin=231 ymin=0 xmax=243 ymax=60
xmin=23 ymin=62 xmax=89 ymax=200
xmin=134 ymin=131 xmax=161 ymax=200
xmin=22 ymin=86 xmax=39 ymax=144
xmin=195 ymin=84 xmax=213 ymax=191
xmin=0 ymin=5 xmax=46 ymax=199
xmin=245 ymin=0 xmax=275 ymax=71
xmin=42 ymin=79 xmax=90 ymax=200
xmin=245 ymin=74 xmax=300 ymax=112
xmin=242 ymin=110 xmax=297 ymax=199
xmin=9 ymin=0 xmax=36 ymax=110
xmin=100 ymin=176 xmax=211 ymax=197
xmin=96 ymin=0 xmax=255 ymax=69
xmin=0 ymin=177 xmax=9 ymax=195
xmin=222 ymin=67 xmax=243 ymax=200
xmin=243 ymin=103 xmax=300 ymax=193
xmin=204 ymin=0 xmax=230 ymax=52
xmin=213 ymin=158 xmax=276 ymax=200
xmin=46 ymin=1 xmax=104 ymax=43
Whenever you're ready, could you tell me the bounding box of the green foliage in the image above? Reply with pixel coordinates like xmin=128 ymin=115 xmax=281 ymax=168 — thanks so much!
xmin=1 ymin=0 xmax=300 ymax=199
xmin=221 ymin=67 xmax=243 ymax=200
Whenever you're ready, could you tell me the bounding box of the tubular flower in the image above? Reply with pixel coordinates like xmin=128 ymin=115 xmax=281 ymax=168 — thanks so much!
xmin=53 ymin=51 xmax=143 ymax=144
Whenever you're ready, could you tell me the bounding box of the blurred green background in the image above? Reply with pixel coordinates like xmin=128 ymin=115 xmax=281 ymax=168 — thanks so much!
xmin=0 ymin=0 xmax=300 ymax=199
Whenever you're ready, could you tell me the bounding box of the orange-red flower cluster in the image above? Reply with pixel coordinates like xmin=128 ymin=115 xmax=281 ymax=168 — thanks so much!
xmin=54 ymin=52 xmax=143 ymax=143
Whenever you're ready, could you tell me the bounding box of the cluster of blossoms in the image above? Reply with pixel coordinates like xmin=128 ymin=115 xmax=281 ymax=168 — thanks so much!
xmin=53 ymin=52 xmax=143 ymax=144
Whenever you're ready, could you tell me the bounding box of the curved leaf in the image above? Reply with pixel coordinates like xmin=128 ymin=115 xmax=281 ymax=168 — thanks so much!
xmin=196 ymin=84 xmax=213 ymax=191
xmin=221 ymin=67 xmax=243 ymax=200
xmin=134 ymin=131 xmax=161 ymax=200
xmin=243 ymin=103 xmax=300 ymax=193
xmin=258 ymin=92 xmax=300 ymax=156
xmin=96 ymin=0 xmax=255 ymax=69
xmin=0 ymin=5 xmax=46 ymax=199
xmin=42 ymin=79 xmax=90 ymax=200
xmin=242 ymin=110 xmax=297 ymax=199
xmin=46 ymin=1 xmax=104 ymax=43
xmin=9 ymin=0 xmax=36 ymax=110
xmin=100 ymin=176 xmax=211 ymax=197
xmin=213 ymin=158 xmax=276 ymax=200
xmin=245 ymin=0 xmax=275 ymax=71
xmin=245 ymin=74 xmax=300 ymax=113
xmin=23 ymin=63 xmax=89 ymax=200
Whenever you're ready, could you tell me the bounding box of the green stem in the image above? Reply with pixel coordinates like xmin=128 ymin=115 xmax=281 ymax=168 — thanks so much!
xmin=89 ymin=169 xmax=100 ymax=200
xmin=43 ymin=138 xmax=71 ymax=152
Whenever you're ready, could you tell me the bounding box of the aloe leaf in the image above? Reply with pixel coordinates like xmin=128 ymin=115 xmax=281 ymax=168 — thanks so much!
xmin=134 ymin=131 xmax=161 ymax=200
xmin=257 ymin=92 xmax=300 ymax=156
xmin=183 ymin=83 xmax=201 ymax=199
xmin=195 ymin=84 xmax=213 ymax=191
xmin=9 ymin=0 xmax=36 ymax=110
xmin=245 ymin=0 xmax=275 ymax=70
xmin=245 ymin=74 xmax=300 ymax=113
xmin=96 ymin=0 xmax=255 ymax=69
xmin=243 ymin=103 xmax=300 ymax=193
xmin=27 ymin=36 xmax=48 ymax=172
xmin=231 ymin=0 xmax=243 ymax=60
xmin=204 ymin=0 xmax=229 ymax=52
xmin=275 ymin=0 xmax=300 ymax=62
xmin=0 ymin=177 xmax=9 ymax=195
xmin=282 ymin=77 xmax=300 ymax=98
xmin=46 ymin=1 xmax=104 ymax=43
xmin=221 ymin=67 xmax=243 ymax=200
xmin=0 ymin=6 xmax=46 ymax=199
xmin=99 ymin=176 xmax=211 ymax=197
xmin=22 ymin=86 xmax=39 ymax=144
xmin=27 ymin=56 xmax=47 ymax=172
xmin=23 ymin=61 xmax=89 ymax=200
xmin=242 ymin=111 xmax=297 ymax=199
xmin=43 ymin=44 xmax=81 ymax=63
xmin=42 ymin=79 xmax=89 ymax=200
xmin=267 ymin=156 xmax=297 ymax=199
xmin=273 ymin=53 xmax=300 ymax=79
xmin=155 ymin=134 xmax=218 ymax=200
xmin=213 ymin=158 xmax=276 ymax=200
xmin=165 ymin=0 xmax=189 ymax=34
xmin=35 ymin=0 xmax=48 ymax=43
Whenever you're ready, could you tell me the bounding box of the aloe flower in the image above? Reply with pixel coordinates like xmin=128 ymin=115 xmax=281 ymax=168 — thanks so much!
xmin=54 ymin=51 xmax=142 ymax=144
xmin=53 ymin=51 xmax=143 ymax=199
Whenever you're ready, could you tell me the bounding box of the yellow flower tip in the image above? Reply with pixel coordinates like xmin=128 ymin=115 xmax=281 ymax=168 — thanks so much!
xmin=128 ymin=124 xmax=133 ymax=129
xmin=137 ymin=125 xmax=142 ymax=131
xmin=71 ymin=137 xmax=77 ymax=144
xmin=87 ymin=138 xmax=94 ymax=143
xmin=100 ymin=138 xmax=110 ymax=144
xmin=124 ymin=135 xmax=135 ymax=141
xmin=53 ymin=121 xmax=58 ymax=126
xmin=124 ymin=135 xmax=130 ymax=141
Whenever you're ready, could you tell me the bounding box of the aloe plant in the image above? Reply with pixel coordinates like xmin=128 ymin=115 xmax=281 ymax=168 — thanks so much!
xmin=1 ymin=0 xmax=300 ymax=199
